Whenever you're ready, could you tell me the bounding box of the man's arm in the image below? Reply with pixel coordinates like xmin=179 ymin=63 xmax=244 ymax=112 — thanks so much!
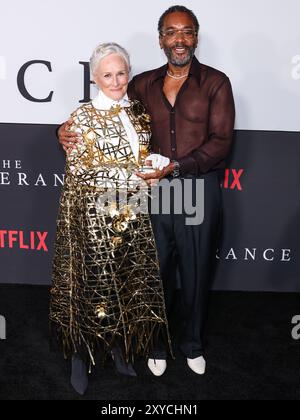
xmin=57 ymin=119 xmax=82 ymax=153
xmin=177 ymin=77 xmax=235 ymax=176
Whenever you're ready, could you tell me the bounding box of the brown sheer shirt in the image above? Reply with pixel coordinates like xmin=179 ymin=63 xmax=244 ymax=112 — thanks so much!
xmin=128 ymin=57 xmax=235 ymax=176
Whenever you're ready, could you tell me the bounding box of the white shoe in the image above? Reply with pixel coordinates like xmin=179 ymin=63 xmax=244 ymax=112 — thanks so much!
xmin=147 ymin=359 xmax=167 ymax=376
xmin=187 ymin=356 xmax=206 ymax=375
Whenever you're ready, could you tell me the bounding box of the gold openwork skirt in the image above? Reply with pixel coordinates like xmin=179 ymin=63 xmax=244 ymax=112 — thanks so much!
xmin=50 ymin=178 xmax=171 ymax=367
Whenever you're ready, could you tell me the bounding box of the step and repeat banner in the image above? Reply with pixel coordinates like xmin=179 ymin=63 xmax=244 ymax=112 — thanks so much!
xmin=0 ymin=0 xmax=299 ymax=291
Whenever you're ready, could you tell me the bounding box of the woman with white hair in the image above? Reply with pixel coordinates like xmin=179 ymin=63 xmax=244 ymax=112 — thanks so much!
xmin=50 ymin=43 xmax=171 ymax=395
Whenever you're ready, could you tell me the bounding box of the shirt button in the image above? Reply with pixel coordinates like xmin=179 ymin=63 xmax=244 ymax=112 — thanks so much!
xmin=172 ymin=147 xmax=176 ymax=152
xmin=171 ymin=130 xmax=175 ymax=134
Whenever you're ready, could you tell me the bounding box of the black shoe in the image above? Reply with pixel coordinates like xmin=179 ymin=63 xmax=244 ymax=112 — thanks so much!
xmin=71 ymin=354 xmax=88 ymax=395
xmin=111 ymin=347 xmax=137 ymax=377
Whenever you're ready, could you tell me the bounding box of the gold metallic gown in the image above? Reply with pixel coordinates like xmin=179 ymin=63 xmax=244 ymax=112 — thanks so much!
xmin=50 ymin=101 xmax=171 ymax=367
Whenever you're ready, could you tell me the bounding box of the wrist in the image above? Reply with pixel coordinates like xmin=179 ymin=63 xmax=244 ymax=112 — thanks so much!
xmin=163 ymin=163 xmax=175 ymax=176
xmin=171 ymin=160 xmax=181 ymax=178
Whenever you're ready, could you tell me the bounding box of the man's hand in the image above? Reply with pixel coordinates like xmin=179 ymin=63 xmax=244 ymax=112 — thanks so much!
xmin=58 ymin=118 xmax=82 ymax=153
xmin=135 ymin=162 xmax=175 ymax=186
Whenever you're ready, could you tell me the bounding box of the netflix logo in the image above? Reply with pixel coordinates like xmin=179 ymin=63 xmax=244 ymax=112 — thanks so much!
xmin=222 ymin=169 xmax=244 ymax=191
xmin=0 ymin=230 xmax=48 ymax=252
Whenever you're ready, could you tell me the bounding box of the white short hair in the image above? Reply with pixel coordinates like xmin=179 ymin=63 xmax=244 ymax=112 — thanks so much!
xmin=90 ymin=43 xmax=131 ymax=75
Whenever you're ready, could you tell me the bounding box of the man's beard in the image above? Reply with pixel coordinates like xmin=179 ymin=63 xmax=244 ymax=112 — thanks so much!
xmin=163 ymin=44 xmax=196 ymax=67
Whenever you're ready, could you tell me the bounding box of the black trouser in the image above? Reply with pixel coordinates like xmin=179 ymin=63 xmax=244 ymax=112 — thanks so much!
xmin=150 ymin=171 xmax=222 ymax=359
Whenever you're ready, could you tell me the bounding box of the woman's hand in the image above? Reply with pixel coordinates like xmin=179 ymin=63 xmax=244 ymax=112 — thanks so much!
xmin=58 ymin=118 xmax=81 ymax=153
xmin=135 ymin=162 xmax=175 ymax=186
xmin=145 ymin=154 xmax=170 ymax=171
xmin=136 ymin=154 xmax=173 ymax=186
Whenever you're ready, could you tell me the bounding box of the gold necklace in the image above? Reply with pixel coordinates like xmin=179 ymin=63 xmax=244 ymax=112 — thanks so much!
xmin=167 ymin=71 xmax=189 ymax=80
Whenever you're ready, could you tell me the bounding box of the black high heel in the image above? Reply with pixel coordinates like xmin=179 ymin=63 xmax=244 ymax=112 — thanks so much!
xmin=71 ymin=354 xmax=89 ymax=395
xmin=111 ymin=347 xmax=137 ymax=377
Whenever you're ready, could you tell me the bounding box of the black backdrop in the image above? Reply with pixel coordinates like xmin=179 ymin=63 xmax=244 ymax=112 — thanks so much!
xmin=0 ymin=123 xmax=299 ymax=291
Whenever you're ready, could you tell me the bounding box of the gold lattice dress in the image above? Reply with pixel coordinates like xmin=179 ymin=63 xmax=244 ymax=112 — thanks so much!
xmin=50 ymin=101 xmax=171 ymax=367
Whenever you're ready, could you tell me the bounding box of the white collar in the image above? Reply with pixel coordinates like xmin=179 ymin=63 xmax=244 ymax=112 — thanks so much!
xmin=92 ymin=90 xmax=130 ymax=110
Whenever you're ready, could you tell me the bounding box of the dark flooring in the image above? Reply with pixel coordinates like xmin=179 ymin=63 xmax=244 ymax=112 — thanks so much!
xmin=0 ymin=284 xmax=299 ymax=400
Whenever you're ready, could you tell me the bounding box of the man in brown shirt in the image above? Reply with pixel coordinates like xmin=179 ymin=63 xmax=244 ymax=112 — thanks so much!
xmin=129 ymin=44 xmax=234 ymax=179
xmin=58 ymin=5 xmax=235 ymax=377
